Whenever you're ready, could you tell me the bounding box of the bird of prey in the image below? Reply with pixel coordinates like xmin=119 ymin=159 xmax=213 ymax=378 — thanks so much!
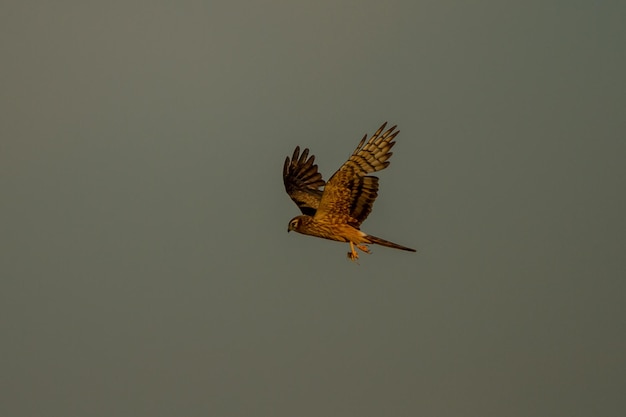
xmin=283 ymin=122 xmax=416 ymax=261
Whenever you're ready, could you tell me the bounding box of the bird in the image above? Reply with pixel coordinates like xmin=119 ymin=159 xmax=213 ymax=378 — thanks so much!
xmin=283 ymin=122 xmax=416 ymax=261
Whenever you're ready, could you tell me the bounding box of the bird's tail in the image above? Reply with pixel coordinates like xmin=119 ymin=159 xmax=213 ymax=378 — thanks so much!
xmin=365 ymin=234 xmax=416 ymax=252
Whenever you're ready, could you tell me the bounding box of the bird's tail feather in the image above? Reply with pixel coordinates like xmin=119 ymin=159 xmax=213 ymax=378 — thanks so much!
xmin=366 ymin=234 xmax=416 ymax=252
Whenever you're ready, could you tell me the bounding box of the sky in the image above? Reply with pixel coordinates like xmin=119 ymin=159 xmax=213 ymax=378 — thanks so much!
xmin=1 ymin=1 xmax=625 ymax=416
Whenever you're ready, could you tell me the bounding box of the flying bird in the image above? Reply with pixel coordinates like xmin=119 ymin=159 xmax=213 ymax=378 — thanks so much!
xmin=283 ymin=122 xmax=416 ymax=261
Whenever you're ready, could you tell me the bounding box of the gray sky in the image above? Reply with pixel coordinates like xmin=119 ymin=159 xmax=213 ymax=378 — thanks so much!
xmin=2 ymin=1 xmax=625 ymax=416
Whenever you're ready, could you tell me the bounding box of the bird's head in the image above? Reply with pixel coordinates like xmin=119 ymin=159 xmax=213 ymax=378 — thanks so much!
xmin=287 ymin=216 xmax=304 ymax=233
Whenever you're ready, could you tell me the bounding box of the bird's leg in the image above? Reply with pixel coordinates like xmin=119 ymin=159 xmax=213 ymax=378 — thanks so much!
xmin=347 ymin=241 xmax=359 ymax=261
xmin=356 ymin=244 xmax=371 ymax=254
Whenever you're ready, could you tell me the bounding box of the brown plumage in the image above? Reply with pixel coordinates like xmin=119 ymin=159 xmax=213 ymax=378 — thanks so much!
xmin=284 ymin=122 xmax=416 ymax=261
xmin=283 ymin=147 xmax=324 ymax=216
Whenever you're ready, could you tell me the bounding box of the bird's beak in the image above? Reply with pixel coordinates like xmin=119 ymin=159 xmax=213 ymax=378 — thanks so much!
xmin=287 ymin=227 xmax=291 ymax=233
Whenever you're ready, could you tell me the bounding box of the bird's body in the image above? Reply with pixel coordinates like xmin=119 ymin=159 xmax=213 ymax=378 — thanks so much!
xmin=288 ymin=215 xmax=366 ymax=244
xmin=283 ymin=122 xmax=415 ymax=261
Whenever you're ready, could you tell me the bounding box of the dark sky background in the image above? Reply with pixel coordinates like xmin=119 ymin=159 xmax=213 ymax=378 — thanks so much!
xmin=2 ymin=2 xmax=625 ymax=416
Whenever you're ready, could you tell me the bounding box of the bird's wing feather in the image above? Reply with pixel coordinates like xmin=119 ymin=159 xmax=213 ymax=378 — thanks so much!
xmin=283 ymin=146 xmax=325 ymax=216
xmin=314 ymin=122 xmax=398 ymax=227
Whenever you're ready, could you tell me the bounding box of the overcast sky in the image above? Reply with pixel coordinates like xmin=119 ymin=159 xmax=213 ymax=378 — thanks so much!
xmin=2 ymin=1 xmax=625 ymax=416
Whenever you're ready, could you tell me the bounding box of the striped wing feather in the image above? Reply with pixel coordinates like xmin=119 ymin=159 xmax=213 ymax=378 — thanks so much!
xmin=283 ymin=146 xmax=325 ymax=216
xmin=315 ymin=122 xmax=398 ymax=227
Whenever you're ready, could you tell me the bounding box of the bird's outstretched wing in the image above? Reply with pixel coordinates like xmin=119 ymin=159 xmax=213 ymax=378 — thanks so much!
xmin=283 ymin=146 xmax=325 ymax=216
xmin=314 ymin=122 xmax=398 ymax=227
